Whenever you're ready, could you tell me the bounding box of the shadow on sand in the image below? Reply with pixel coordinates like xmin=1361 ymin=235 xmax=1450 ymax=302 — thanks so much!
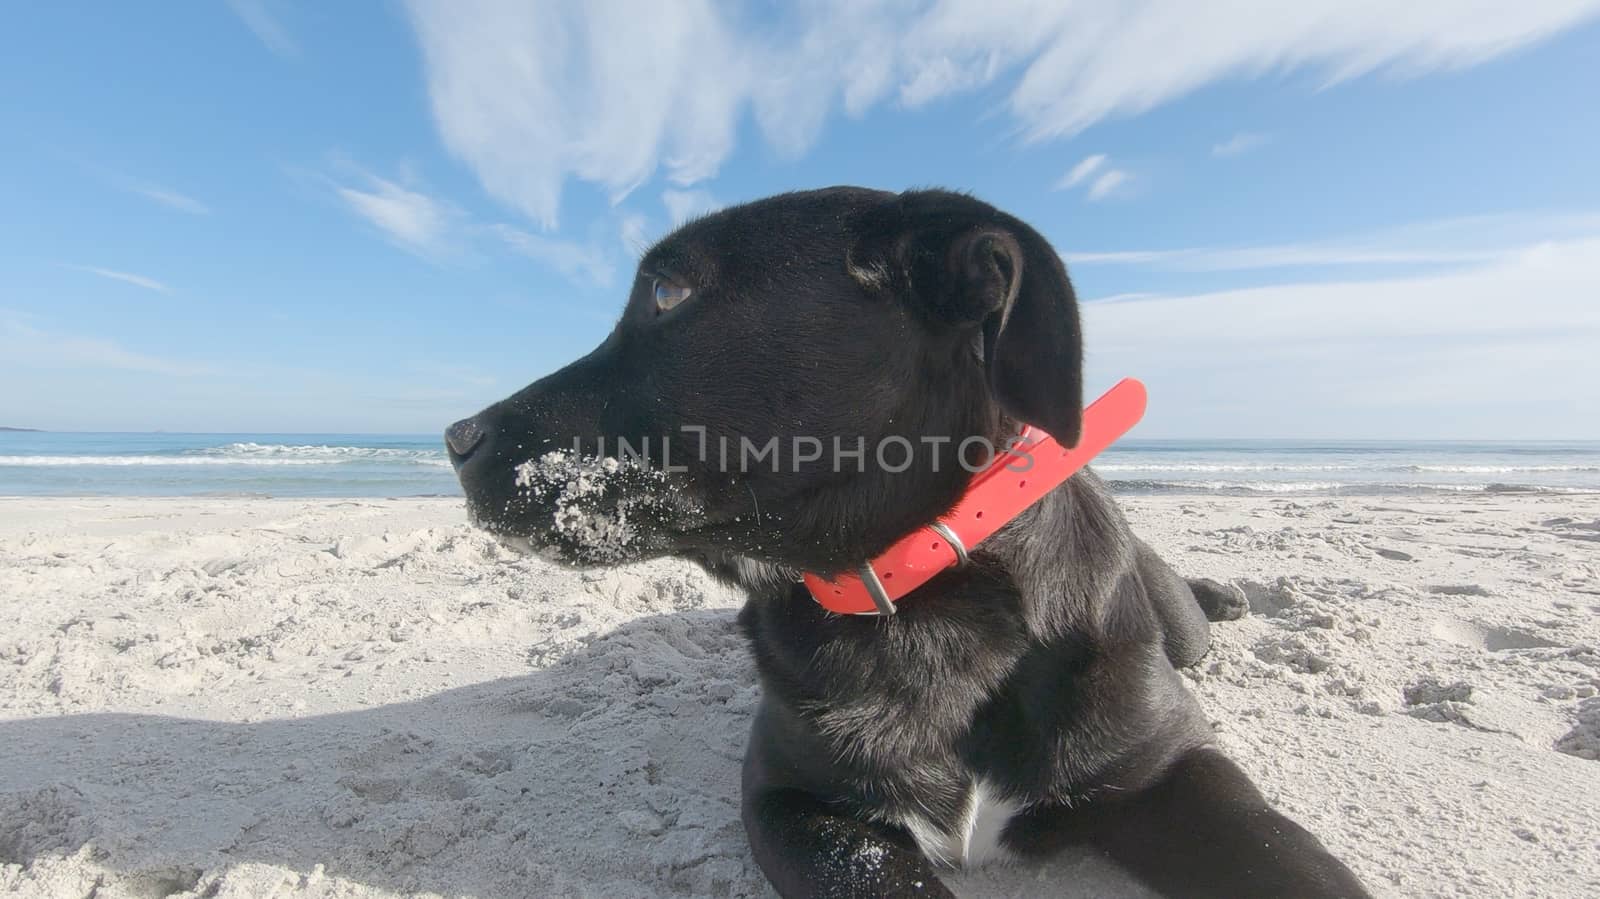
xmin=0 ymin=609 xmax=1146 ymax=898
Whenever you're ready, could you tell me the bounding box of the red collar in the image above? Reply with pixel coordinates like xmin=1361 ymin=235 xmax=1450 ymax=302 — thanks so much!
xmin=802 ymin=378 xmax=1147 ymax=615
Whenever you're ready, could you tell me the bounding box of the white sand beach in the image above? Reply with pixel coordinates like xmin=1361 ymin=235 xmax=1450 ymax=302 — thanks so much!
xmin=2 ymin=494 xmax=1598 ymax=898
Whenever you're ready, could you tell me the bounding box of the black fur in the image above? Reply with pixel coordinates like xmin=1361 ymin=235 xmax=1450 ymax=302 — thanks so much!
xmin=449 ymin=187 xmax=1369 ymax=898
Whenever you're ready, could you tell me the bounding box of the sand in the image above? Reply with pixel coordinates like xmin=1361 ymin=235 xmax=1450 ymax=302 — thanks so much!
xmin=1 ymin=493 xmax=1598 ymax=898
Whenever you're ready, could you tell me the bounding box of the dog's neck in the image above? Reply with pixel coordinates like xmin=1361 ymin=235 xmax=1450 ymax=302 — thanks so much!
xmin=789 ymin=379 xmax=1144 ymax=617
xmin=717 ymin=468 xmax=1135 ymax=641
xmin=978 ymin=468 xmax=1136 ymax=641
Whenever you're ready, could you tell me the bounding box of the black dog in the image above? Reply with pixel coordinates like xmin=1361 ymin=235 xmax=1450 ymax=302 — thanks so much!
xmin=447 ymin=187 xmax=1369 ymax=898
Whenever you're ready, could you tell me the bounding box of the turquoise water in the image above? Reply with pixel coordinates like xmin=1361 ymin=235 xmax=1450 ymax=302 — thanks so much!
xmin=0 ymin=432 xmax=459 ymax=497
xmin=1096 ymin=439 xmax=1600 ymax=495
xmin=1 ymin=432 xmax=1598 ymax=498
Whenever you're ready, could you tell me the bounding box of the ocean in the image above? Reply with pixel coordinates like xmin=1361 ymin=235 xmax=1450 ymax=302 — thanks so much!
xmin=2 ymin=432 xmax=1598 ymax=498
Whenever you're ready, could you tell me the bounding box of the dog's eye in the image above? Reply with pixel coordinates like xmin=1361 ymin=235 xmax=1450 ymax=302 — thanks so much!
xmin=653 ymin=279 xmax=692 ymax=313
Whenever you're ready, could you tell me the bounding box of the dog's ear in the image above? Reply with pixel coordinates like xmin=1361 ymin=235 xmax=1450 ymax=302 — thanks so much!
xmin=853 ymin=193 xmax=1084 ymax=446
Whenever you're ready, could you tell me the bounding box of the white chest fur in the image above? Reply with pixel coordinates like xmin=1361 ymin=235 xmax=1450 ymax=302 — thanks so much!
xmin=897 ymin=779 xmax=1021 ymax=868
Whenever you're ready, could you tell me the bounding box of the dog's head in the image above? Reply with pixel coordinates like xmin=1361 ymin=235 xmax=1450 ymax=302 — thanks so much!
xmin=448 ymin=187 xmax=1082 ymax=574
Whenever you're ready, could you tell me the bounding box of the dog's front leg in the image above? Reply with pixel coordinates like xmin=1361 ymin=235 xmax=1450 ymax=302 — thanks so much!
xmin=742 ymin=785 xmax=953 ymax=899
xmin=1013 ymin=747 xmax=1370 ymax=898
xmin=1133 ymin=538 xmax=1213 ymax=668
xmin=742 ymin=730 xmax=951 ymax=899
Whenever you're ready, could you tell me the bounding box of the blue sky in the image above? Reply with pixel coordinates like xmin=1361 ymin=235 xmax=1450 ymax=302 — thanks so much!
xmin=4 ymin=1 xmax=1599 ymax=438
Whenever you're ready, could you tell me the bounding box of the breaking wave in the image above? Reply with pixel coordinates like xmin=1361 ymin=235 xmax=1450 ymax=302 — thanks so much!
xmin=0 ymin=444 xmax=451 ymax=468
xmin=1106 ymin=479 xmax=1592 ymax=496
xmin=1095 ymin=463 xmax=1600 ymax=474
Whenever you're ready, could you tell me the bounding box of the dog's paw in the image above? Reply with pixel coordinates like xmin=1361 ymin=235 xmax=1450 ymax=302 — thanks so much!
xmin=1189 ymin=578 xmax=1249 ymax=622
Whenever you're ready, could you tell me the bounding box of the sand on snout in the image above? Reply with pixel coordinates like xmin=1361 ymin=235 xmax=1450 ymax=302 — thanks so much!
xmin=2 ymin=494 xmax=1599 ymax=898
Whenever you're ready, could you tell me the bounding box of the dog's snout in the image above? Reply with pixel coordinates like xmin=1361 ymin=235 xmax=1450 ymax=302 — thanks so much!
xmin=444 ymin=416 xmax=486 ymax=461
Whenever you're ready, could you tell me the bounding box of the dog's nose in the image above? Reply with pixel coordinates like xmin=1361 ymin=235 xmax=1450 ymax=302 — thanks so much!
xmin=444 ymin=416 xmax=486 ymax=461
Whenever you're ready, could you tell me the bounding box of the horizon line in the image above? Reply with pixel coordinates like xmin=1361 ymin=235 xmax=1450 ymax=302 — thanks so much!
xmin=5 ymin=430 xmax=1600 ymax=444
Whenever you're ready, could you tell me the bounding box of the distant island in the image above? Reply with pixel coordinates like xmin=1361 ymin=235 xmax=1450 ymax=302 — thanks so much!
xmin=0 ymin=426 xmax=42 ymax=432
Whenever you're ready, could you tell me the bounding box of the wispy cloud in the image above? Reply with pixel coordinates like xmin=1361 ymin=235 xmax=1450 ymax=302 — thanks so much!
xmin=81 ymin=163 xmax=211 ymax=215
xmin=1064 ymin=212 xmax=1600 ymax=272
xmin=492 ymin=225 xmax=616 ymax=289
xmin=127 ymin=183 xmax=210 ymax=215
xmin=403 ymin=0 xmax=1600 ymax=227
xmin=227 ymin=0 xmax=297 ymax=57
xmin=336 ymin=173 xmax=457 ymax=258
xmin=1082 ymin=236 xmax=1600 ymax=437
xmin=1056 ymin=153 xmax=1130 ymax=200
xmin=1086 ymin=169 xmax=1130 ymax=202
xmin=661 ymin=189 xmax=721 ymax=226
xmin=1212 ymin=132 xmax=1270 ymax=158
xmin=1055 ymin=154 xmax=1106 ymax=190
xmin=0 ymin=314 xmax=205 ymax=376
xmin=67 ymin=265 xmax=171 ymax=294
xmin=330 ymin=164 xmax=622 ymax=286
xmin=404 ymin=0 xmax=739 ymax=227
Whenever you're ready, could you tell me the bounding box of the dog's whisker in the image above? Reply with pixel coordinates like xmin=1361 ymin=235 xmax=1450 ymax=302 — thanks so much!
xmin=745 ymin=481 xmax=762 ymax=528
